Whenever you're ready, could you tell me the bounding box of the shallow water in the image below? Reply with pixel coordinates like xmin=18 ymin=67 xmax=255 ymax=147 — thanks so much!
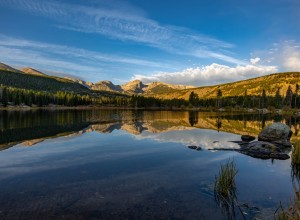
xmin=0 ymin=110 xmax=298 ymax=219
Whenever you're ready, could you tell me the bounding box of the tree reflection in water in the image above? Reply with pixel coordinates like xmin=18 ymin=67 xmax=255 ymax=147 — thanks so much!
xmin=188 ymin=111 xmax=198 ymax=127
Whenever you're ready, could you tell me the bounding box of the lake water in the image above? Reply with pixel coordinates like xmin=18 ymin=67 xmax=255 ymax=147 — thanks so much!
xmin=0 ymin=110 xmax=299 ymax=220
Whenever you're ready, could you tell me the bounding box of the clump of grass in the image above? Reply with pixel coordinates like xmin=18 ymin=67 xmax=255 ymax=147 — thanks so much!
xmin=291 ymin=141 xmax=300 ymax=181
xmin=276 ymin=183 xmax=300 ymax=220
xmin=214 ymin=159 xmax=240 ymax=219
xmin=275 ymin=141 xmax=300 ymax=219
xmin=214 ymin=159 xmax=238 ymax=200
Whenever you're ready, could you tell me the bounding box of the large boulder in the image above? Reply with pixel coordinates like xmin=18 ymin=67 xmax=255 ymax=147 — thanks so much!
xmin=258 ymin=123 xmax=292 ymax=147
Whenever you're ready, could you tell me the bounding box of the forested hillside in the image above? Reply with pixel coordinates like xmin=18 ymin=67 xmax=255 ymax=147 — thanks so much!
xmin=147 ymin=72 xmax=300 ymax=99
xmin=0 ymin=69 xmax=89 ymax=94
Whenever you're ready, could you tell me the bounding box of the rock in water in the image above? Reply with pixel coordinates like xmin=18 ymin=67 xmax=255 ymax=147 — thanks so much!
xmin=241 ymin=135 xmax=255 ymax=142
xmin=239 ymin=141 xmax=290 ymax=160
xmin=187 ymin=145 xmax=202 ymax=151
xmin=258 ymin=123 xmax=292 ymax=147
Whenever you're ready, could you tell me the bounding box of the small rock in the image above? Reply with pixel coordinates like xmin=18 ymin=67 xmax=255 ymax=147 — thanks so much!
xmin=241 ymin=135 xmax=255 ymax=142
xmin=188 ymin=145 xmax=197 ymax=150
xmin=187 ymin=145 xmax=202 ymax=151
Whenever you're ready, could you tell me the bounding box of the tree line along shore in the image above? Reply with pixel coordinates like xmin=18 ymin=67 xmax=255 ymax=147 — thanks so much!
xmin=1 ymin=84 xmax=300 ymax=113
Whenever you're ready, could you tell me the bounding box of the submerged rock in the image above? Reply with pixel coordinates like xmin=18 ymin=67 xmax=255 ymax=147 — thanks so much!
xmin=238 ymin=141 xmax=290 ymax=160
xmin=258 ymin=123 xmax=292 ymax=147
xmin=241 ymin=135 xmax=255 ymax=142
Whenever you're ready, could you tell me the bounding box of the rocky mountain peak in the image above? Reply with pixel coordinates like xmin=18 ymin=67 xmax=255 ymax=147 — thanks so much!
xmin=121 ymin=80 xmax=146 ymax=93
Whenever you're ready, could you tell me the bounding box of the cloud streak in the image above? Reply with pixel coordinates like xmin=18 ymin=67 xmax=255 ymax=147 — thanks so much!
xmin=0 ymin=35 xmax=176 ymax=81
xmin=133 ymin=63 xmax=278 ymax=86
xmin=0 ymin=0 xmax=245 ymax=65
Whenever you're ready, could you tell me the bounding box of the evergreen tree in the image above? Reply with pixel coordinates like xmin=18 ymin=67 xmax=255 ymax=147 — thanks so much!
xmin=285 ymin=85 xmax=293 ymax=107
xmin=261 ymin=89 xmax=267 ymax=108
xmin=216 ymin=89 xmax=222 ymax=108
xmin=189 ymin=92 xmax=199 ymax=107
xmin=242 ymin=90 xmax=248 ymax=108
xmin=295 ymin=84 xmax=299 ymax=108
xmin=275 ymin=88 xmax=282 ymax=109
xmin=2 ymin=86 xmax=8 ymax=107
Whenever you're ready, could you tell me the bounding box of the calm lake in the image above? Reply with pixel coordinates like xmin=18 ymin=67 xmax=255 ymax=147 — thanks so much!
xmin=0 ymin=110 xmax=299 ymax=220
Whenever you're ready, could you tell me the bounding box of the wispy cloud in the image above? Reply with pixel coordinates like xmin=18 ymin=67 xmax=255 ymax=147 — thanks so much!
xmin=0 ymin=35 xmax=175 ymax=81
xmin=0 ymin=0 xmax=244 ymax=65
xmin=0 ymin=35 xmax=167 ymax=67
xmin=133 ymin=63 xmax=278 ymax=86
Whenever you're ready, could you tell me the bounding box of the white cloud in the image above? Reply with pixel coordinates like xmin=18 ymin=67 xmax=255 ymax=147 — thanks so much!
xmin=252 ymin=40 xmax=300 ymax=71
xmin=250 ymin=57 xmax=260 ymax=64
xmin=0 ymin=0 xmax=245 ymax=65
xmin=281 ymin=46 xmax=300 ymax=71
xmin=133 ymin=63 xmax=278 ymax=86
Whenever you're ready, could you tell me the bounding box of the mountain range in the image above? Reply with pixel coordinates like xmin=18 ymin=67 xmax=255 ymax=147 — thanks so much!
xmin=65 ymin=74 xmax=196 ymax=94
xmin=1 ymin=62 xmax=300 ymax=99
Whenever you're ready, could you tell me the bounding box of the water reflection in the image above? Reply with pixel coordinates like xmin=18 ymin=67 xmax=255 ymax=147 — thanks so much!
xmin=188 ymin=111 xmax=198 ymax=126
xmin=1 ymin=110 xmax=300 ymax=151
xmin=291 ymin=140 xmax=300 ymax=181
xmin=274 ymin=141 xmax=300 ymax=219
xmin=0 ymin=110 xmax=297 ymax=220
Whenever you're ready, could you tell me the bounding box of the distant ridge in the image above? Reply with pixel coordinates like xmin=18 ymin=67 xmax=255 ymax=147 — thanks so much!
xmin=89 ymin=79 xmax=196 ymax=94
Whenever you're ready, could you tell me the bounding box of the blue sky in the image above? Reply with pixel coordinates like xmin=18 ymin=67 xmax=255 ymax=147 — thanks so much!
xmin=0 ymin=0 xmax=299 ymax=86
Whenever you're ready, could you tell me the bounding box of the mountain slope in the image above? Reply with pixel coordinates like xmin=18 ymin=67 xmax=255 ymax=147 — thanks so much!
xmin=0 ymin=66 xmax=90 ymax=94
xmin=120 ymin=80 xmax=146 ymax=93
xmin=21 ymin=67 xmax=47 ymax=76
xmin=144 ymin=82 xmax=195 ymax=94
xmin=0 ymin=62 xmax=22 ymax=73
xmin=144 ymin=72 xmax=300 ymax=99
xmin=91 ymin=80 xmax=122 ymax=92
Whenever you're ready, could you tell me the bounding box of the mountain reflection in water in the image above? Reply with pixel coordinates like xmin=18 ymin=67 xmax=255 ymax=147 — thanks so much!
xmin=0 ymin=110 xmax=299 ymax=151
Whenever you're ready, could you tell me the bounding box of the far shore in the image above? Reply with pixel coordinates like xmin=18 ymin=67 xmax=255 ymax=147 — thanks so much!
xmin=0 ymin=105 xmax=300 ymax=115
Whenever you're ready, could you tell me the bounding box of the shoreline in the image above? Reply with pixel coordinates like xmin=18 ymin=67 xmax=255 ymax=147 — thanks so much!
xmin=0 ymin=105 xmax=298 ymax=115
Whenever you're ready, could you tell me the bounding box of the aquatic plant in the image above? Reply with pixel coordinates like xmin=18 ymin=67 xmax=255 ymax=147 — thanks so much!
xmin=275 ymin=142 xmax=300 ymax=219
xmin=291 ymin=141 xmax=300 ymax=181
xmin=214 ymin=159 xmax=238 ymax=200
xmin=275 ymin=141 xmax=300 ymax=219
xmin=276 ymin=183 xmax=300 ymax=220
xmin=214 ymin=159 xmax=240 ymax=219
